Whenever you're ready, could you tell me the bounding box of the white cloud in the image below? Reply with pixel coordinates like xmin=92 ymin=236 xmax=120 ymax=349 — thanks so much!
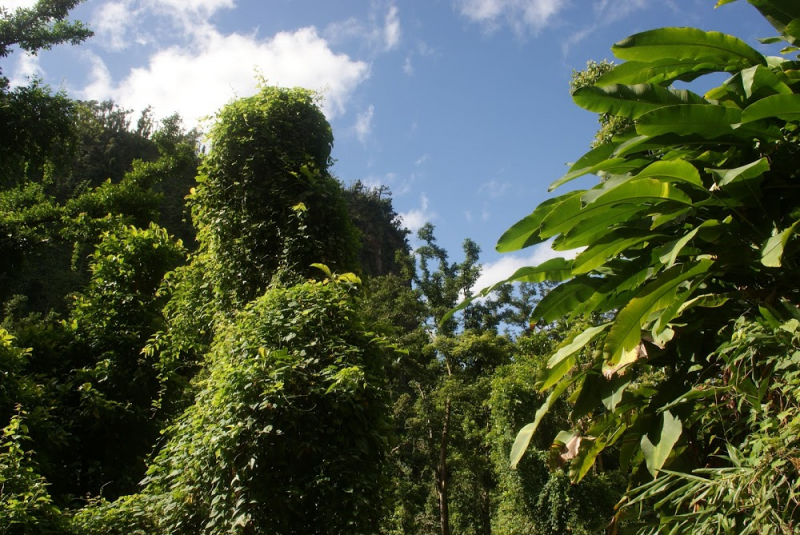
xmin=479 ymin=179 xmax=511 ymax=198
xmin=323 ymin=3 xmax=400 ymax=52
xmin=384 ymin=5 xmax=401 ymax=50
xmin=472 ymin=239 xmax=583 ymax=293
xmin=9 ymin=52 xmax=43 ymax=86
xmin=1 ymin=0 xmax=38 ymax=11
xmin=79 ymin=26 xmax=370 ymax=128
xmin=403 ymin=55 xmax=413 ymax=75
xmin=355 ymin=104 xmax=375 ymax=144
xmin=563 ymin=0 xmax=648 ymax=55
xmin=456 ymin=0 xmax=568 ymax=35
xmin=399 ymin=194 xmax=436 ymax=233
xmin=93 ymin=1 xmax=142 ymax=51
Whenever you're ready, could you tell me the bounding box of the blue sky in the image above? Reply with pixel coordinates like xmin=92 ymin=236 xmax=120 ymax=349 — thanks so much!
xmin=2 ymin=0 xmax=777 ymax=288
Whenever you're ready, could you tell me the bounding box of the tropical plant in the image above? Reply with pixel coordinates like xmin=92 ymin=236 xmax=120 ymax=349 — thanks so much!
xmin=490 ymin=0 xmax=800 ymax=531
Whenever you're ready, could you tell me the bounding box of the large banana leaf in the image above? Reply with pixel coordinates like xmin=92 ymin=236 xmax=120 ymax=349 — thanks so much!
xmin=573 ymin=84 xmax=708 ymax=120
xmin=741 ymin=93 xmax=800 ymax=123
xmin=572 ymin=230 xmax=657 ymax=274
xmin=529 ymin=276 xmax=603 ymax=325
xmin=603 ymin=259 xmax=714 ymax=365
xmin=540 ymin=179 xmax=692 ymax=238
xmin=496 ymin=191 xmax=580 ymax=252
xmin=612 ymin=27 xmax=766 ymax=67
xmin=596 ymin=59 xmax=724 ymax=86
xmin=636 ymin=104 xmax=742 ymax=138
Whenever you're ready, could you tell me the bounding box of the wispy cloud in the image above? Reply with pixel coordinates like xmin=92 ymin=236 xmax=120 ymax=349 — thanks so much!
xmin=9 ymin=52 xmax=43 ymax=86
xmin=562 ymin=0 xmax=648 ymax=56
xmin=456 ymin=0 xmax=568 ymax=36
xmin=479 ymin=179 xmax=511 ymax=198
xmin=355 ymin=104 xmax=375 ymax=144
xmin=399 ymin=194 xmax=437 ymax=232
xmin=324 ymin=2 xmax=401 ymax=52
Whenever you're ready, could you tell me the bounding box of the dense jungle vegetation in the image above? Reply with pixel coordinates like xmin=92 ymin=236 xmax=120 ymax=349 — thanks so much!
xmin=2 ymin=0 xmax=800 ymax=533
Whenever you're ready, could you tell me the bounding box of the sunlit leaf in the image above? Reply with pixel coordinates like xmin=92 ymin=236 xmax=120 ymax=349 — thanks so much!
xmin=636 ymin=104 xmax=742 ymax=138
xmin=741 ymin=93 xmax=800 ymax=123
xmin=612 ymin=27 xmax=766 ymax=67
xmin=761 ymin=221 xmax=799 ymax=267
xmin=573 ymin=84 xmax=708 ymax=120
xmin=496 ymin=192 xmax=579 ymax=252
xmin=603 ymin=260 xmax=714 ymax=364
xmin=641 ymin=410 xmax=682 ymax=476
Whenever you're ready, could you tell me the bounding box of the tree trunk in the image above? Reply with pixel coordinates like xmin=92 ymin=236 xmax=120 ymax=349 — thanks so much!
xmin=436 ymin=397 xmax=451 ymax=535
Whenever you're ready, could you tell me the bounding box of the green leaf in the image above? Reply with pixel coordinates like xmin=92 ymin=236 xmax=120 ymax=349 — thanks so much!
xmin=542 ymin=179 xmax=692 ymax=238
xmin=641 ymin=410 xmax=683 ymax=476
xmin=612 ymin=27 xmax=766 ymax=67
xmin=657 ymin=227 xmax=701 ymax=269
xmin=741 ymin=93 xmax=800 ymax=123
xmin=603 ymin=259 xmax=714 ymax=364
xmin=539 ymin=324 xmax=609 ymax=391
xmin=761 ymin=221 xmax=799 ymax=267
xmin=728 ymin=65 xmax=793 ymax=100
xmin=715 ymin=0 xmax=738 ymax=7
xmin=549 ymin=157 xmax=625 ymax=192
xmin=596 ymin=59 xmax=723 ymax=86
xmin=636 ymin=104 xmax=742 ymax=138
xmin=708 ymin=158 xmax=769 ymax=187
xmin=510 ymin=374 xmax=578 ymax=469
xmin=530 ymin=276 xmax=603 ymax=325
xmin=496 ymin=192 xmax=579 ymax=252
xmin=554 ymin=205 xmax=649 ymax=250
xmin=633 ymin=160 xmax=703 ymax=188
xmin=573 ymin=84 xmax=709 ymax=120
xmin=748 ymin=0 xmax=800 ymax=44
xmin=573 ymin=230 xmax=656 ymax=274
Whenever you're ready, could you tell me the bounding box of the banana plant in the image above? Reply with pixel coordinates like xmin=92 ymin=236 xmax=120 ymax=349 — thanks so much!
xmin=495 ymin=0 xmax=800 ymax=502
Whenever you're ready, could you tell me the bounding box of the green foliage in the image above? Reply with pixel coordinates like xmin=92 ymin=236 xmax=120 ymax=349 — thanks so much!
xmin=0 ymin=409 xmax=64 ymax=535
xmin=87 ymin=276 xmax=390 ymax=534
xmin=191 ymin=85 xmax=359 ymax=308
xmin=489 ymin=324 xmax=627 ymax=535
xmin=342 ymin=181 xmax=410 ymax=277
xmin=494 ymin=0 xmax=800 ymax=530
xmin=0 ymin=0 xmax=92 ymax=78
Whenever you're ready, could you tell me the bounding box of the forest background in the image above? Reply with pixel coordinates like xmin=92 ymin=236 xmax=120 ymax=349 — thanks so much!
xmin=2 ymin=1 xmax=800 ymax=534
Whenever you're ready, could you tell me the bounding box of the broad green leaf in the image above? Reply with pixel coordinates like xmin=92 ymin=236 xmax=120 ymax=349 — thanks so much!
xmin=636 ymin=104 xmax=742 ymax=138
xmin=761 ymin=221 xmax=800 ymax=267
xmin=602 ymin=374 xmax=633 ymax=412
xmin=726 ymin=65 xmax=793 ymax=100
xmin=573 ymin=230 xmax=656 ymax=274
xmin=786 ymin=19 xmax=800 ymax=41
xmin=496 ymin=191 xmax=579 ymax=252
xmin=612 ymin=27 xmax=766 ymax=67
xmin=554 ymin=205 xmax=649 ymax=250
xmin=708 ymin=158 xmax=769 ymax=187
xmin=741 ymin=93 xmax=800 ymax=123
xmin=634 ymin=160 xmax=704 ymax=188
xmin=657 ymin=227 xmax=701 ymax=269
xmin=596 ymin=59 xmax=722 ymax=87
xmin=715 ymin=0 xmax=737 ymax=7
xmin=542 ymin=179 xmax=692 ymax=238
xmin=748 ymin=0 xmax=800 ymax=44
xmin=539 ymin=324 xmax=609 ymax=391
xmin=530 ymin=276 xmax=603 ymax=325
xmin=603 ymin=259 xmax=714 ymax=364
xmin=569 ymin=437 xmax=607 ymax=482
xmin=310 ymin=263 xmax=332 ymax=277
xmin=572 ymin=84 xmax=708 ymax=120
xmin=510 ymin=374 xmax=579 ymax=469
xmin=641 ymin=410 xmax=683 ymax=476
xmin=549 ymin=157 xmax=625 ymax=192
